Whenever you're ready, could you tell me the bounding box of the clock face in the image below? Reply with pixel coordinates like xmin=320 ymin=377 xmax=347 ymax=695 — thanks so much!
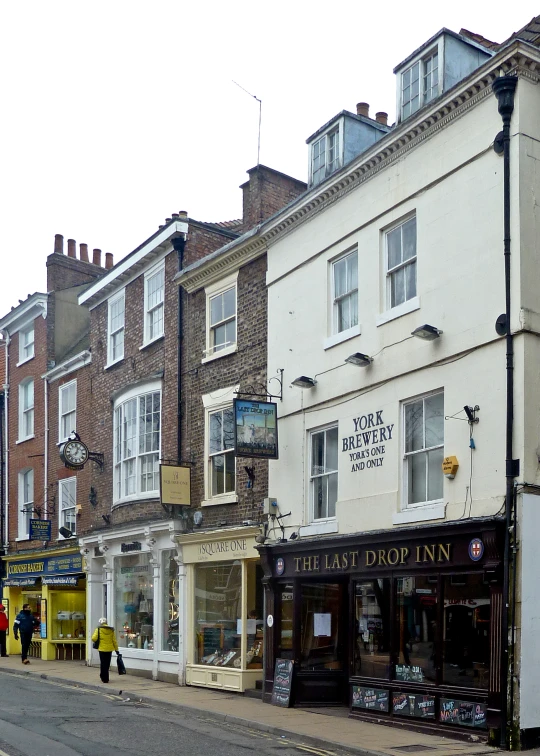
xmin=63 ymin=440 xmax=88 ymax=467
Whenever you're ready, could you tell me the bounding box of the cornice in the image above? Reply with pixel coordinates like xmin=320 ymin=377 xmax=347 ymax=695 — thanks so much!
xmin=177 ymin=236 xmax=267 ymax=294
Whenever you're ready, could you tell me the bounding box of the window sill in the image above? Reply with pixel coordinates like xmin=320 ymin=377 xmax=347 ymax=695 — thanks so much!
xmin=392 ymin=501 xmax=446 ymax=525
xmin=16 ymin=355 xmax=34 ymax=368
xmin=112 ymin=495 xmax=160 ymax=509
xmin=376 ymin=296 xmax=420 ymax=327
xmin=104 ymin=358 xmax=124 ymax=370
xmin=201 ymin=494 xmax=239 ymax=507
xmin=16 ymin=435 xmax=35 ymax=445
xmin=139 ymin=334 xmax=164 ymax=352
xmin=300 ymin=519 xmax=339 ymax=537
xmin=15 ymin=536 xmax=30 ymax=542
xmin=201 ymin=344 xmax=238 ymax=364
xmin=323 ymin=324 xmax=361 ymax=351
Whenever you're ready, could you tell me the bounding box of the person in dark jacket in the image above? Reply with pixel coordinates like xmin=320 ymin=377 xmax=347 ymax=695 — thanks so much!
xmin=13 ymin=604 xmax=39 ymax=664
xmin=0 ymin=605 xmax=8 ymax=657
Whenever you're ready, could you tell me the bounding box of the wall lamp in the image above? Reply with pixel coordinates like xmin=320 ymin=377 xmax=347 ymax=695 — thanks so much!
xmin=345 ymin=352 xmax=373 ymax=367
xmin=411 ymin=324 xmax=442 ymax=341
xmin=59 ymin=526 xmax=74 ymax=539
xmin=291 ymin=376 xmax=317 ymax=389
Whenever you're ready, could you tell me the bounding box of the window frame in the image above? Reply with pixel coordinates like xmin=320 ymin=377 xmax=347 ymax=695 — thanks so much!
xmin=309 ymin=424 xmax=339 ymax=523
xmin=331 ymin=248 xmax=359 ymax=336
xmin=402 ymin=391 xmax=444 ymax=510
xmin=384 ymin=214 xmax=417 ymax=313
xmin=401 ymin=46 xmax=440 ymax=120
xmin=18 ymin=468 xmax=34 ymax=540
xmin=18 ymin=324 xmax=35 ymax=364
xmin=203 ymin=273 xmax=239 ymax=363
xmin=58 ymin=379 xmax=77 ymax=443
xmin=18 ymin=378 xmax=34 ymax=442
xmin=113 ymin=381 xmax=162 ymax=505
xmin=311 ymin=125 xmax=341 ymax=185
xmin=59 ymin=476 xmax=77 ymax=537
xmin=143 ymin=262 xmax=165 ymax=346
xmin=202 ymin=385 xmax=239 ymax=506
xmin=107 ymin=290 xmax=125 ymax=367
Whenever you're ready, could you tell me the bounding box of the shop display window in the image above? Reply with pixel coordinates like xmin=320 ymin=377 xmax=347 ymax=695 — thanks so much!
xmin=115 ymin=552 xmax=154 ymax=649
xmin=50 ymin=590 xmax=86 ymax=640
xmin=300 ymin=582 xmax=343 ymax=671
xmin=21 ymin=592 xmax=42 ymax=637
xmin=442 ymin=574 xmax=490 ymax=689
xmin=277 ymin=584 xmax=294 ymax=660
xmin=394 ymin=576 xmax=438 ymax=684
xmin=162 ymin=550 xmax=179 ymax=652
xmin=353 ymin=579 xmax=391 ymax=678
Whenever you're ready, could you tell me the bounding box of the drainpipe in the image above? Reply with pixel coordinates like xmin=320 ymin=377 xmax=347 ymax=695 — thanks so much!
xmin=492 ymin=74 xmax=518 ymax=751
xmin=172 ymin=233 xmax=187 ymax=465
xmin=1 ymin=330 xmax=10 ymax=553
xmin=44 ymin=378 xmax=48 ymax=521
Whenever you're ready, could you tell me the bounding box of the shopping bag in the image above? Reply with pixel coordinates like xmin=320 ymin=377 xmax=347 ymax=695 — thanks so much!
xmin=92 ymin=628 xmax=100 ymax=649
xmin=117 ymin=653 xmax=127 ymax=675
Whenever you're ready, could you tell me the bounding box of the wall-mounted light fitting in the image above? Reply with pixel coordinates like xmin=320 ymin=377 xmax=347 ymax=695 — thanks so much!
xmin=291 ymin=376 xmax=317 ymax=389
xmin=101 ymin=514 xmax=111 ymax=525
xmin=59 ymin=526 xmax=74 ymax=539
xmin=345 ymin=352 xmax=373 ymax=367
xmin=411 ymin=324 xmax=442 ymax=341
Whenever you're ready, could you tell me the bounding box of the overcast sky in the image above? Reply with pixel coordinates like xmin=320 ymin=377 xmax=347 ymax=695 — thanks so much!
xmin=1 ymin=2 xmax=537 ymax=313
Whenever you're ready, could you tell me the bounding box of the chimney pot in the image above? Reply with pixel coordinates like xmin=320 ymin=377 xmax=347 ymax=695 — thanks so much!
xmin=54 ymin=234 xmax=64 ymax=254
xmin=165 ymin=217 xmax=172 ymax=223
xmin=105 ymin=253 xmax=114 ymax=269
xmin=80 ymin=243 xmax=89 ymax=262
xmin=92 ymin=249 xmax=102 ymax=266
xmin=356 ymin=102 xmax=369 ymax=118
xmin=178 ymin=211 xmax=188 ymax=217
xmin=375 ymin=111 xmax=388 ymax=126
xmin=67 ymin=239 xmax=76 ymax=258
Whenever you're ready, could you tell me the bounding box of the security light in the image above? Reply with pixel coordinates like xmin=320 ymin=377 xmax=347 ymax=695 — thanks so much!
xmin=59 ymin=526 xmax=74 ymax=539
xmin=291 ymin=376 xmax=317 ymax=389
xmin=411 ymin=324 xmax=442 ymax=341
xmin=345 ymin=352 xmax=373 ymax=367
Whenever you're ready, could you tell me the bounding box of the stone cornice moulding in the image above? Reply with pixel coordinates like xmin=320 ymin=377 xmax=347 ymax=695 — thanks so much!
xmin=175 ymin=40 xmax=539 ymax=291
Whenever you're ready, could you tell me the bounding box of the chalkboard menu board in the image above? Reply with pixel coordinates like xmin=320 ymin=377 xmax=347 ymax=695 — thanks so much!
xmin=271 ymin=658 xmax=294 ymax=707
xmin=202 ymin=626 xmax=222 ymax=657
xmin=395 ymin=664 xmax=424 ymax=682
xmin=392 ymin=692 xmax=435 ymax=719
xmin=440 ymin=698 xmax=487 ymax=729
xmin=352 ymin=686 xmax=389 ymax=712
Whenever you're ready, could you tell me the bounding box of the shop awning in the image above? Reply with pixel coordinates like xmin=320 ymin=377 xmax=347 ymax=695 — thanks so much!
xmin=42 ymin=574 xmax=85 ymax=586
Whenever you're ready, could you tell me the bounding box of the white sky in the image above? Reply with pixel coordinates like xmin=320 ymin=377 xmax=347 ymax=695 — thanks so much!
xmin=1 ymin=2 xmax=538 ymax=312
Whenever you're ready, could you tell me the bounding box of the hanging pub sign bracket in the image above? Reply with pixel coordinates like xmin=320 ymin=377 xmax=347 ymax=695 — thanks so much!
xmin=235 ymin=368 xmax=284 ymax=402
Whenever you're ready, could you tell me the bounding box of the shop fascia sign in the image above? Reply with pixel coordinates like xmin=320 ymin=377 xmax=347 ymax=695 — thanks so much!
xmin=198 ymin=538 xmax=249 ymax=559
xmin=7 ymin=553 xmax=83 ymax=577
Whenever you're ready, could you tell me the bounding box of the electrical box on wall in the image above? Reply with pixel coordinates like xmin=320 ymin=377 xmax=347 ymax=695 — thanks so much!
xmin=263 ymin=497 xmax=277 ymax=515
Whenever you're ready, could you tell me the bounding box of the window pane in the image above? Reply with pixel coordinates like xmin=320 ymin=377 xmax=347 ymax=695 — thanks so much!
xmin=224 ymin=450 xmax=235 ymax=492
xmin=311 ymin=432 xmax=324 ymax=475
xmin=194 ymin=562 xmax=241 ymax=665
xmin=222 ymin=288 xmax=236 ymax=320
xmin=210 ymin=411 xmax=223 ymax=454
xmin=395 ymin=576 xmax=437 ymax=683
xmin=405 ymin=260 xmax=417 ymax=300
xmin=223 ymin=408 xmax=234 ymax=450
xmin=405 ymin=401 xmax=424 ymax=452
xmin=326 ymin=427 xmax=338 ymax=471
xmin=212 ymin=323 xmax=227 ymax=350
xmin=210 ymin=294 xmax=222 ymax=326
xmin=387 ymin=228 xmax=401 ymax=270
xmin=115 ymin=553 xmax=154 ymax=650
xmin=390 ymin=267 xmax=405 ymax=308
xmin=162 ymin=550 xmax=179 ymax=652
xmin=334 ymin=258 xmax=346 ymax=298
xmin=408 ymin=452 xmax=426 ymax=504
xmin=225 ymin=319 xmax=236 ymax=347
xmin=313 ymin=475 xmax=327 ymax=519
xmin=300 ymin=583 xmax=343 ymax=671
xmin=327 ymin=472 xmax=337 ymax=517
xmin=402 ymin=218 xmax=416 ymax=261
xmin=427 ymin=447 xmax=444 ymax=501
xmin=425 ymin=393 xmax=444 ymax=447
xmin=354 ymin=579 xmax=391 ymax=678
xmin=212 ymin=454 xmax=224 ymax=495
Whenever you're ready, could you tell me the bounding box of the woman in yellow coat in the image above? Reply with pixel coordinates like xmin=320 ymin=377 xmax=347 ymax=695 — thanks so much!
xmin=91 ymin=617 xmax=119 ymax=683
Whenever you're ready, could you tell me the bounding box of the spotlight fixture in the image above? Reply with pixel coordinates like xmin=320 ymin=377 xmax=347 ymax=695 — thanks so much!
xmin=291 ymin=376 xmax=317 ymax=389
xmin=345 ymin=352 xmax=373 ymax=367
xmin=289 ymin=531 xmax=299 ymax=540
xmin=59 ymin=526 xmax=74 ymax=539
xmin=411 ymin=324 xmax=442 ymax=341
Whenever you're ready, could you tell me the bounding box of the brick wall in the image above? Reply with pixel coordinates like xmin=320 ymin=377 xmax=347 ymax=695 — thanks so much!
xmin=240 ymin=165 xmax=306 ymax=232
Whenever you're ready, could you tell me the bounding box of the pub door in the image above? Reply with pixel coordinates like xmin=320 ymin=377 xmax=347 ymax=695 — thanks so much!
xmin=294 ymin=579 xmax=348 ymax=706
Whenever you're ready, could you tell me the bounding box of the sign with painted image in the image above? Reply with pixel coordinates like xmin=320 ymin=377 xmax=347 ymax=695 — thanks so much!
xmin=352 ymin=686 xmax=389 ymax=712
xmin=440 ymin=698 xmax=487 ymax=728
xmin=233 ymin=399 xmax=278 ymax=459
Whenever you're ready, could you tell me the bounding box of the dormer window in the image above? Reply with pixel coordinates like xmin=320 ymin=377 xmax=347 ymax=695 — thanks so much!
xmin=311 ymin=128 xmax=340 ymax=185
xmin=401 ymin=50 xmax=438 ymax=119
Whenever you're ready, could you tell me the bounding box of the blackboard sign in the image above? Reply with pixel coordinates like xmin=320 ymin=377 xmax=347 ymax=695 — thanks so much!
xmin=352 ymin=686 xmax=389 ymax=712
xmin=392 ymin=692 xmax=435 ymax=719
xmin=395 ymin=664 xmax=424 ymax=682
xmin=271 ymin=658 xmax=294 ymax=707
xmin=202 ymin=626 xmax=222 ymax=657
xmin=440 ymin=698 xmax=487 ymax=729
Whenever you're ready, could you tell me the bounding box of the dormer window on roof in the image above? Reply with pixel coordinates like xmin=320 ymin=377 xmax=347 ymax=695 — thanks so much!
xmin=402 ymin=49 xmax=439 ymax=119
xmin=311 ymin=127 xmax=341 ymax=186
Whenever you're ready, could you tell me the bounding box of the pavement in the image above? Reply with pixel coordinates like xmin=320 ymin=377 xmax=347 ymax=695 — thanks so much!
xmin=0 ymin=656 xmax=504 ymax=756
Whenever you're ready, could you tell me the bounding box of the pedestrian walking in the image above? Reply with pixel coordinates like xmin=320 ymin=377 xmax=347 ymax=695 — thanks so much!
xmin=0 ymin=605 xmax=9 ymax=657
xmin=91 ymin=617 xmax=119 ymax=683
xmin=13 ymin=603 xmax=39 ymax=664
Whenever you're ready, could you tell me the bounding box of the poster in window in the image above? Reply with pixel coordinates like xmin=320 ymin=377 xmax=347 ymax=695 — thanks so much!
xmin=160 ymin=464 xmax=191 ymax=507
xmin=233 ymin=399 xmax=278 ymax=459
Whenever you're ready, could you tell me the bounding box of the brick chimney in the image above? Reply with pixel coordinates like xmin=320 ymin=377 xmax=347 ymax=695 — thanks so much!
xmin=67 ymin=239 xmax=76 ymax=258
xmin=240 ymin=165 xmax=307 ymax=232
xmin=80 ymin=243 xmax=89 ymax=262
xmin=47 ymin=235 xmax=109 ymax=293
xmin=92 ymin=249 xmax=102 ymax=266
xmin=375 ymin=112 xmax=388 ymax=126
xmin=54 ymin=234 xmax=64 ymax=254
xmin=356 ymin=102 xmax=370 ymax=118
xmin=105 ymin=253 xmax=114 ymax=269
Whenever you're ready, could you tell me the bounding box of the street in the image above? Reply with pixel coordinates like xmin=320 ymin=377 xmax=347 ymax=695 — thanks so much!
xmin=0 ymin=671 xmax=351 ymax=756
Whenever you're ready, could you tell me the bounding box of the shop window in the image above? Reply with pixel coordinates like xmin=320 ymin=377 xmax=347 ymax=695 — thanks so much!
xmin=59 ymin=380 xmax=76 ymax=442
xmin=59 ymin=477 xmax=77 ymax=536
xmin=18 ymin=468 xmax=34 ymax=539
xmin=353 ymin=579 xmax=391 ymax=678
xmin=442 ymin=573 xmax=490 ymax=689
xmin=300 ymin=582 xmax=343 ymax=671
xmin=277 ymin=584 xmax=294 ymax=660
xmin=403 ymin=391 xmax=444 ymax=508
xmin=310 ymin=426 xmax=338 ymax=520
xmin=115 ymin=552 xmax=154 ymax=650
xmin=51 ymin=588 xmax=86 ymax=640
xmin=162 ymin=550 xmax=179 ymax=652
xmin=394 ymin=576 xmax=438 ymax=684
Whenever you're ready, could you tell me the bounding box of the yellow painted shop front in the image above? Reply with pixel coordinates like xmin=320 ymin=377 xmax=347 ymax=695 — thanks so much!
xmin=3 ymin=550 xmax=86 ymax=660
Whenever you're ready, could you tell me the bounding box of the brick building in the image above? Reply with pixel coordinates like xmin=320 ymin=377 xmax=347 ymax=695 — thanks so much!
xmin=0 ymin=236 xmax=109 ymax=660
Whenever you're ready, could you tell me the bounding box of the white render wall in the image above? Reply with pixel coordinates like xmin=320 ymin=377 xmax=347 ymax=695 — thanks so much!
xmin=518 ymin=494 xmax=540 ymax=730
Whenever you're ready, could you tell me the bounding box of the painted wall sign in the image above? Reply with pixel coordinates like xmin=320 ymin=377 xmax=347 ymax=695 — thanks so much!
xmin=341 ymin=409 xmax=394 ymax=473
xmin=7 ymin=553 xmax=82 ymax=577
xmin=234 ymin=399 xmax=278 ymax=459
xmin=393 ymin=692 xmax=435 ymax=719
xmin=160 ymin=464 xmax=191 ymax=507
xmin=440 ymin=698 xmax=487 ymax=729
xmin=29 ymin=519 xmax=52 ymax=541
xmin=352 ymin=686 xmax=389 ymax=712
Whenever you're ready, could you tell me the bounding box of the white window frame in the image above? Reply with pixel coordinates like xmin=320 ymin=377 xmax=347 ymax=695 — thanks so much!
xmin=18 ymin=324 xmax=35 ymax=364
xmin=202 ymin=385 xmax=239 ymax=506
xmin=309 ymin=424 xmax=338 ymax=523
xmin=143 ymin=262 xmax=165 ymax=346
xmin=59 ymin=379 xmax=77 ymax=443
xmin=17 ymin=468 xmax=34 ymax=540
xmin=384 ymin=214 xmax=417 ymax=313
xmin=113 ymin=380 xmax=161 ymax=504
xmin=59 ymin=477 xmax=77 ymax=537
xmin=402 ymin=391 xmax=444 ymax=511
xmin=203 ymin=273 xmax=239 ymax=363
xmin=310 ymin=125 xmax=342 ymax=185
xmin=18 ymin=378 xmax=34 ymax=442
xmin=332 ymin=249 xmax=358 ymax=336
xmin=401 ymin=46 xmax=440 ymax=120
xmin=107 ymin=290 xmax=125 ymax=367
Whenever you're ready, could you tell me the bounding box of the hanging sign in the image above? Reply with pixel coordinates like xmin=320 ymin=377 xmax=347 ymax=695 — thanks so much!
xmin=160 ymin=464 xmax=191 ymax=507
xmin=234 ymin=399 xmax=278 ymax=459
xmin=29 ymin=519 xmax=52 ymax=541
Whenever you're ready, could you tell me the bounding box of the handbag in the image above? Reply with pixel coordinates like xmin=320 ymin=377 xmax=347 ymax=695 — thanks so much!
xmin=92 ymin=627 xmax=100 ymax=650
xmin=117 ymin=653 xmax=127 ymax=675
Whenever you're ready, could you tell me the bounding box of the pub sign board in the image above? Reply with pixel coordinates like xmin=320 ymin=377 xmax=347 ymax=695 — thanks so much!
xmin=271 ymin=658 xmax=294 ymax=707
xmin=234 ymin=399 xmax=278 ymax=459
